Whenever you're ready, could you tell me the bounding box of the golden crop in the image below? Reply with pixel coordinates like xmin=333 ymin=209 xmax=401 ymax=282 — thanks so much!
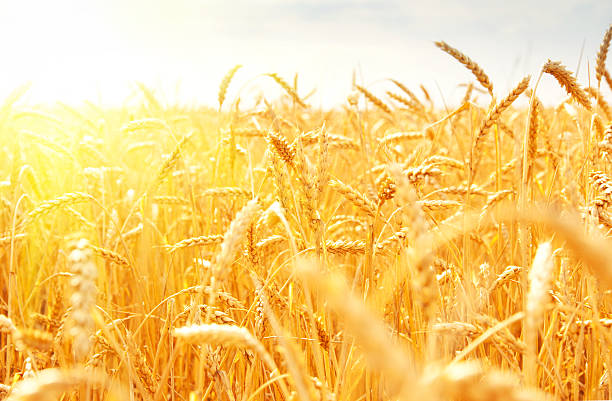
xmin=0 ymin=23 xmax=612 ymax=401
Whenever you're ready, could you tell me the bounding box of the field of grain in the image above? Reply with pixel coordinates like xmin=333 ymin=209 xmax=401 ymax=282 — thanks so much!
xmin=1 ymin=24 xmax=612 ymax=401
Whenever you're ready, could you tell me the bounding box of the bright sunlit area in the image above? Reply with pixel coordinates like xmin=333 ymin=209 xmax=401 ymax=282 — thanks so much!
xmin=1 ymin=0 xmax=610 ymax=108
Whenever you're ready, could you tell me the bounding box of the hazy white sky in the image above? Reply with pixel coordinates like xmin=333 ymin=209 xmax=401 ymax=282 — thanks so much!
xmin=0 ymin=0 xmax=610 ymax=108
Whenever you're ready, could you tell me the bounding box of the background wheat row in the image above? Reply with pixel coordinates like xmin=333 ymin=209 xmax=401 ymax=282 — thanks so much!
xmin=1 ymin=24 xmax=612 ymax=401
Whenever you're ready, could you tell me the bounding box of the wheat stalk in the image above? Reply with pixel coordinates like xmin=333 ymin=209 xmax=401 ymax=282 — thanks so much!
xmin=542 ymin=60 xmax=591 ymax=110
xmin=389 ymin=79 xmax=426 ymax=110
xmin=473 ymin=75 xmax=531 ymax=159
xmin=435 ymin=41 xmax=494 ymax=97
xmin=524 ymin=242 xmax=554 ymax=386
xmin=355 ymin=84 xmax=392 ymax=114
xmin=7 ymin=368 xmax=120 ymax=401
xmin=200 ymin=187 xmax=252 ymax=198
xmin=166 ymin=234 xmax=224 ymax=252
xmin=121 ymin=118 xmax=170 ymax=133
xmin=67 ymin=239 xmax=98 ymax=363
xmin=379 ymin=131 xmax=427 ymax=144
xmin=214 ymin=199 xmax=261 ymax=281
xmin=596 ymin=24 xmax=612 ymax=86
xmin=25 ymin=192 xmax=93 ymax=224
xmin=218 ymin=64 xmax=242 ymax=109
xmin=329 ymin=179 xmax=377 ymax=218
xmin=266 ymin=73 xmax=307 ymax=108
xmin=90 ymin=245 xmax=131 ymax=268
xmin=266 ymin=130 xmax=296 ymax=167
xmin=157 ymin=131 xmax=193 ymax=183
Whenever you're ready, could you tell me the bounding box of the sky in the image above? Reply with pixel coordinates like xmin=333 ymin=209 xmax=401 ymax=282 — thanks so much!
xmin=0 ymin=0 xmax=610 ymax=109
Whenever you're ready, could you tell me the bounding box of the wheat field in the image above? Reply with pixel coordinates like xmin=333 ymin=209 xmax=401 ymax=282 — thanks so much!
xmin=1 ymin=24 xmax=612 ymax=401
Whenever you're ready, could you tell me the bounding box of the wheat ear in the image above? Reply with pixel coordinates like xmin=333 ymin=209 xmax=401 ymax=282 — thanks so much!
xmin=218 ymin=64 xmax=242 ymax=109
xmin=473 ymin=75 xmax=531 ymax=157
xmin=596 ymin=24 xmax=612 ymax=86
xmin=355 ymin=85 xmax=392 ymax=114
xmin=524 ymin=242 xmax=554 ymax=387
xmin=542 ymin=60 xmax=591 ymax=110
xmin=266 ymin=73 xmax=307 ymax=107
xmin=67 ymin=239 xmax=98 ymax=363
xmin=435 ymin=41 xmax=494 ymax=97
